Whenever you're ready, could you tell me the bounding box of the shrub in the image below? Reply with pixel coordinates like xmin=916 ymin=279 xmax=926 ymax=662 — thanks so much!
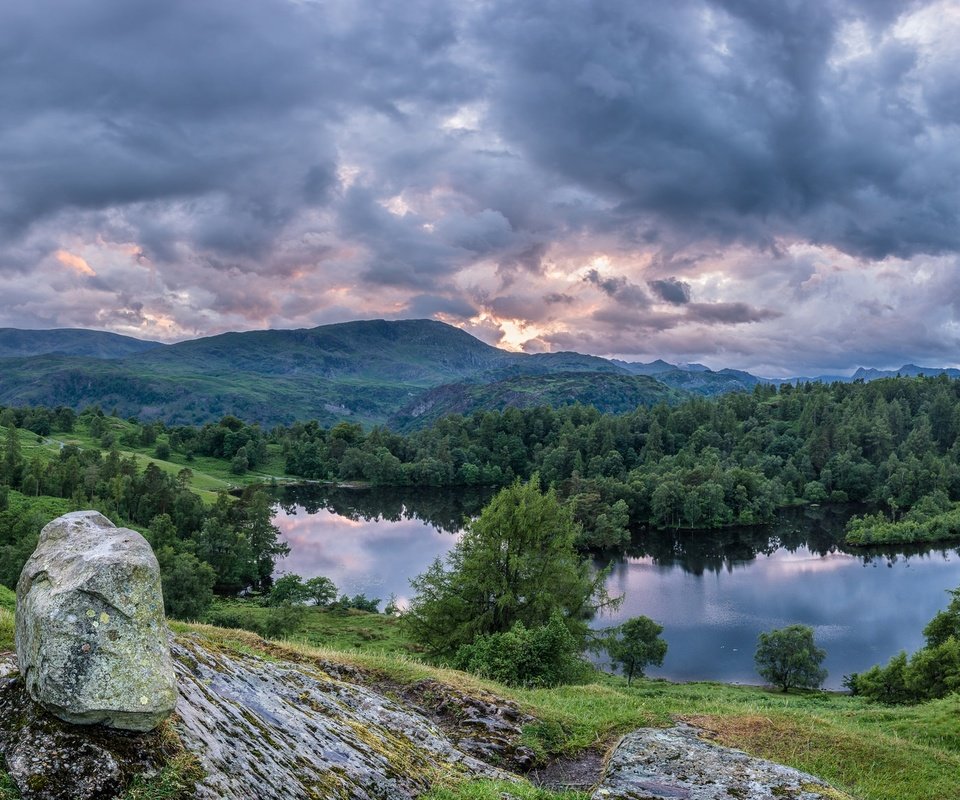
xmin=605 ymin=616 xmax=668 ymax=685
xmin=452 ymin=611 xmax=591 ymax=687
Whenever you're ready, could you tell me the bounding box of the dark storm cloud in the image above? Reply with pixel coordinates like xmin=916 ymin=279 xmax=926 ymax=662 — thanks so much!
xmin=648 ymin=277 xmax=691 ymax=305
xmin=473 ymin=0 xmax=960 ymax=259
xmin=0 ymin=0 xmax=472 ymax=271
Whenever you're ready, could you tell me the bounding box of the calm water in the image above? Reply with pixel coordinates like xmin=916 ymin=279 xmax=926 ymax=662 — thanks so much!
xmin=273 ymin=488 xmax=960 ymax=689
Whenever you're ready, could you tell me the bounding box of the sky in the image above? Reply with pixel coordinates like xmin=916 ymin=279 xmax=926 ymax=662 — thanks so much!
xmin=1 ymin=0 xmax=959 ymax=375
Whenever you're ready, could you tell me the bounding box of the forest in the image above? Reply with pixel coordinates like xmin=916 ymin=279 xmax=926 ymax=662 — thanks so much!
xmin=3 ymin=374 xmax=960 ymax=562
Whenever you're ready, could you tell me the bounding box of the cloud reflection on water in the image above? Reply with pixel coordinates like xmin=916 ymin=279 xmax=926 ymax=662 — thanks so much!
xmin=274 ymin=504 xmax=461 ymax=608
xmin=601 ymin=545 xmax=960 ymax=689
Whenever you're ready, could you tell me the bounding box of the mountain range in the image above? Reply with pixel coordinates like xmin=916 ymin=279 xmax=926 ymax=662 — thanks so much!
xmin=0 ymin=321 xmax=956 ymax=427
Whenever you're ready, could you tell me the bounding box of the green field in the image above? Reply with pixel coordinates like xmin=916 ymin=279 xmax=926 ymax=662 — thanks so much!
xmin=206 ymin=599 xmax=416 ymax=655
xmin=1 ymin=418 xmax=290 ymax=504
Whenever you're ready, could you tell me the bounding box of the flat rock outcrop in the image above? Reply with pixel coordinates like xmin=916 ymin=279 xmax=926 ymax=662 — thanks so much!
xmin=1 ymin=634 xmax=511 ymax=800
xmin=15 ymin=511 xmax=177 ymax=732
xmin=173 ymin=635 xmax=508 ymax=799
xmin=592 ymin=724 xmax=849 ymax=800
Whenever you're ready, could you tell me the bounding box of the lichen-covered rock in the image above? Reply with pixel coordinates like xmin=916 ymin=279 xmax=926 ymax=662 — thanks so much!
xmin=15 ymin=511 xmax=177 ymax=732
xmin=593 ymin=724 xmax=850 ymax=800
xmin=172 ymin=635 xmax=509 ymax=799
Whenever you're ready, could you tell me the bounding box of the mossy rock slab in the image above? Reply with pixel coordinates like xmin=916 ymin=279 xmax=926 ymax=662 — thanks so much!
xmin=171 ymin=635 xmax=509 ymax=799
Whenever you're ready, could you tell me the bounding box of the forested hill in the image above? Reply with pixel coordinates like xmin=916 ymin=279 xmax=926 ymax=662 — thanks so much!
xmin=0 ymin=320 xmax=675 ymax=426
xmin=1 ymin=318 xmax=958 ymax=427
xmin=388 ymin=371 xmax=684 ymax=431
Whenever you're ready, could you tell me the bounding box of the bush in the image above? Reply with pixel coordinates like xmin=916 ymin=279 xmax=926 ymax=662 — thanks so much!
xmin=453 ymin=611 xmax=590 ymax=687
xmin=304 ymin=575 xmax=337 ymax=607
xmin=205 ymin=603 xmax=305 ymax=639
xmin=157 ymin=547 xmax=216 ymax=620
xmin=331 ymin=593 xmax=381 ymax=613
xmin=754 ymin=624 xmax=827 ymax=692
xmin=406 ymin=476 xmax=613 ymax=658
xmin=268 ymin=574 xmax=309 ymax=606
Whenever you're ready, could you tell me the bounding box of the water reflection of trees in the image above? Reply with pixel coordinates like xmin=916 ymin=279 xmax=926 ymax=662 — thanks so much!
xmin=621 ymin=505 xmax=960 ymax=576
xmin=275 ymin=488 xmax=959 ymax=571
xmin=274 ymin=485 xmax=495 ymax=533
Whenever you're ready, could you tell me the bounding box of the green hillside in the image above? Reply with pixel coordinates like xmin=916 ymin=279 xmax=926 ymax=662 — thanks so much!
xmin=0 ymin=328 xmax=161 ymax=359
xmin=389 ymin=371 xmax=684 ymax=431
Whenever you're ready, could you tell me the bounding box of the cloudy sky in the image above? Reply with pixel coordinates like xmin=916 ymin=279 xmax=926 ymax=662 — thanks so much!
xmin=2 ymin=0 xmax=959 ymax=375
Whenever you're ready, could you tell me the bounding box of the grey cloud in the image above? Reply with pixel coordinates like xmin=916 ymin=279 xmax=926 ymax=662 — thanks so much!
xmin=685 ymin=302 xmax=782 ymax=325
xmin=648 ymin=277 xmax=691 ymax=305
xmin=583 ymin=270 xmax=650 ymax=307
xmin=403 ymin=294 xmax=477 ymax=320
xmin=473 ymin=0 xmax=960 ymax=259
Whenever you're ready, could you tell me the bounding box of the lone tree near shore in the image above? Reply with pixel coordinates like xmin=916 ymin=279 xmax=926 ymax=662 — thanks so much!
xmin=606 ymin=616 xmax=668 ymax=685
xmin=754 ymin=624 xmax=827 ymax=692
xmin=405 ymin=475 xmax=616 ymax=658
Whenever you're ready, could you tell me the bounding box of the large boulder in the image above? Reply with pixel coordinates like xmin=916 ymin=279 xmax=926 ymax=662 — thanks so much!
xmin=15 ymin=511 xmax=177 ymax=732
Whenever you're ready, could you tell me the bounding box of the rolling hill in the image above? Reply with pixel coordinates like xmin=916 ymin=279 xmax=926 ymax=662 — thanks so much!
xmin=12 ymin=319 xmax=950 ymax=428
xmin=0 ymin=328 xmax=162 ymax=359
xmin=0 ymin=320 xmax=667 ymax=426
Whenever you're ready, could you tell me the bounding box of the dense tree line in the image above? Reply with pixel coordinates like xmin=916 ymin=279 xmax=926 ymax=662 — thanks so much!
xmin=8 ymin=375 xmax=960 ymax=549
xmin=276 ymin=376 xmax=960 ymax=545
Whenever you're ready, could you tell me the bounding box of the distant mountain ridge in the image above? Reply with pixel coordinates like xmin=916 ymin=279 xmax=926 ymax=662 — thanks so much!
xmin=0 ymin=328 xmax=162 ymax=359
xmin=0 ymin=320 xmax=957 ymax=426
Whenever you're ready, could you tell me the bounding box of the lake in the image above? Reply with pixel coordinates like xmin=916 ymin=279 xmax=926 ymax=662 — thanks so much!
xmin=273 ymin=487 xmax=960 ymax=690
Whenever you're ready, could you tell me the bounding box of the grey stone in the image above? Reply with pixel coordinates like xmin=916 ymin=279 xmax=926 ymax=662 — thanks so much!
xmin=0 ymin=653 xmax=170 ymax=800
xmin=592 ymin=724 xmax=851 ymax=800
xmin=15 ymin=511 xmax=177 ymax=732
xmin=172 ymin=635 xmax=510 ymax=799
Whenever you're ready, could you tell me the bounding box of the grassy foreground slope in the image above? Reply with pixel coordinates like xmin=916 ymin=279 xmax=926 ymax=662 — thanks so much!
xmin=1 ymin=611 xmax=957 ymax=800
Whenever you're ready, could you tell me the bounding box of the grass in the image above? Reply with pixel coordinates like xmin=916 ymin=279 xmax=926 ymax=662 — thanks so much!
xmin=206 ymin=599 xmax=417 ymax=655
xmin=120 ymin=722 xmax=204 ymax=800
xmin=0 ymin=609 xmax=12 ymax=651
xmin=422 ymin=780 xmax=587 ymax=800
xmin=0 ymin=586 xmax=14 ymax=614
xmin=0 ymin=770 xmax=18 ymax=800
xmin=0 ymin=586 xmax=14 ymax=651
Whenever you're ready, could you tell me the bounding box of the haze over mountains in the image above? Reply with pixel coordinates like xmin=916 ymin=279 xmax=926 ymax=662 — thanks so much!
xmin=0 ymin=320 xmax=957 ymax=428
